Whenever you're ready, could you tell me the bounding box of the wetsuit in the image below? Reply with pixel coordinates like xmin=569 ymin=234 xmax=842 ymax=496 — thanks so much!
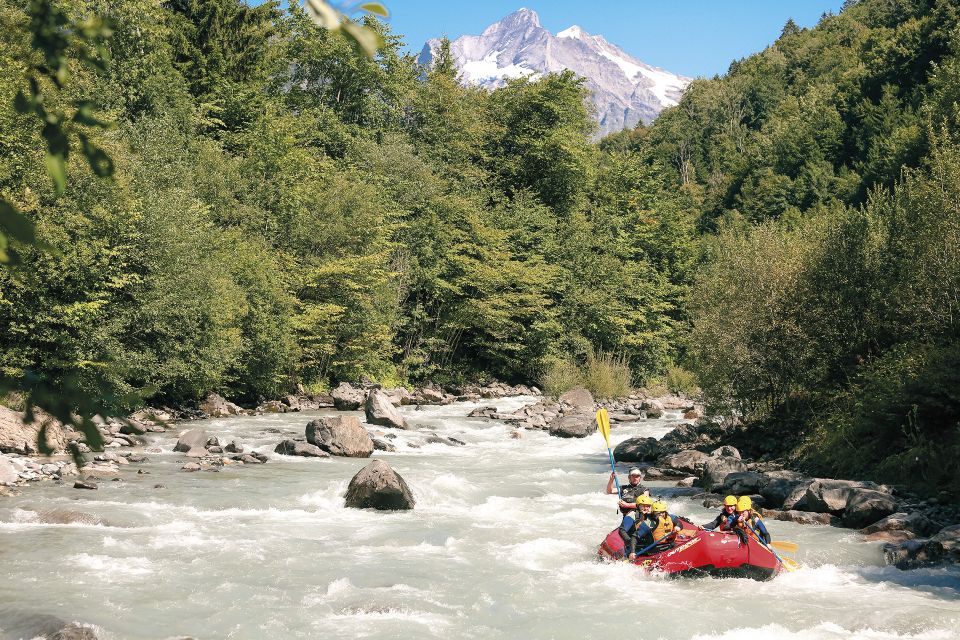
xmin=740 ymin=513 xmax=771 ymax=544
xmin=702 ymin=510 xmax=737 ymax=531
xmin=619 ymin=512 xmax=658 ymax=557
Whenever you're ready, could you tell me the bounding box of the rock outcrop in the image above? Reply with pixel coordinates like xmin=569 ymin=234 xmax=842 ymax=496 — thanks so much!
xmin=199 ymin=393 xmax=244 ymax=418
xmin=0 ymin=406 xmax=73 ymax=455
xmin=331 ymin=382 xmax=365 ymax=411
xmin=364 ymin=389 xmax=408 ymax=429
xmin=344 ymin=460 xmax=415 ymax=510
xmin=305 ymin=416 xmax=373 ymax=457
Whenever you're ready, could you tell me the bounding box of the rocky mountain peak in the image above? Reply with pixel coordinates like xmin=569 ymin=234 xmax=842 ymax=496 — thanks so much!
xmin=419 ymin=9 xmax=691 ymax=137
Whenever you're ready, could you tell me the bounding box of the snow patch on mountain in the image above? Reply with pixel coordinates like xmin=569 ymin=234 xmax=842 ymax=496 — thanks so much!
xmin=418 ymin=9 xmax=691 ymax=136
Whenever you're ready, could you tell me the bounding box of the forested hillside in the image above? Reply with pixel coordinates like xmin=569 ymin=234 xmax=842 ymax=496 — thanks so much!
xmin=0 ymin=0 xmax=694 ymax=407
xmin=625 ymin=0 xmax=960 ymax=493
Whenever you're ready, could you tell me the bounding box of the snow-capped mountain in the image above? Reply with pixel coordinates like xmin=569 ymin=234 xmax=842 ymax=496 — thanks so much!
xmin=417 ymin=8 xmax=691 ymax=137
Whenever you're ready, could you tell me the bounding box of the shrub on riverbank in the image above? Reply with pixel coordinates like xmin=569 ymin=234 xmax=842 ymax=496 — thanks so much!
xmin=540 ymin=353 xmax=631 ymax=399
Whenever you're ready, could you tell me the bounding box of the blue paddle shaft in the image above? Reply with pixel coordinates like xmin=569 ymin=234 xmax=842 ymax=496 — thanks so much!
xmin=637 ymin=532 xmax=674 ymax=556
xmin=606 ymin=447 xmax=621 ymax=494
xmin=748 ymin=523 xmax=784 ymax=564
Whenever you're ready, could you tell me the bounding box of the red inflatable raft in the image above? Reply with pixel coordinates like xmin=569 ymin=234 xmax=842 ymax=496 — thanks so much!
xmin=597 ymin=517 xmax=782 ymax=581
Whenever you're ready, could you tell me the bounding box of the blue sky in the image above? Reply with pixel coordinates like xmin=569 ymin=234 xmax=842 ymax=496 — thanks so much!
xmin=372 ymin=1 xmax=846 ymax=78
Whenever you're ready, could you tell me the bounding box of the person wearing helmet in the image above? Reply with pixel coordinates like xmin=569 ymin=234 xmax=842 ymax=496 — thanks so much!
xmin=620 ymin=495 xmax=658 ymax=560
xmin=702 ymin=495 xmax=739 ymax=531
xmin=606 ymin=467 xmax=650 ymax=513
xmin=735 ymin=496 xmax=771 ymax=544
xmin=649 ymin=499 xmax=683 ymax=549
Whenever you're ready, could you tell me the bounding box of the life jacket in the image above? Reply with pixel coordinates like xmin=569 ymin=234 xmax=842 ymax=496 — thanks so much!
xmin=651 ymin=513 xmax=675 ymax=540
xmin=739 ymin=512 xmax=765 ymax=538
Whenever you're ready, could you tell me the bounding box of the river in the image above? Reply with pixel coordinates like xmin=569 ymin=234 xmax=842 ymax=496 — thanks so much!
xmin=1 ymin=397 xmax=958 ymax=639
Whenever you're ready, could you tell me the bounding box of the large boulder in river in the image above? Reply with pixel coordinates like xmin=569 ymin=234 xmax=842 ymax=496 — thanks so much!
xmin=798 ymin=479 xmax=893 ymax=514
xmin=698 ymin=456 xmax=747 ymax=491
xmin=759 ymin=470 xmax=811 ymax=509
xmin=331 ymin=382 xmax=365 ymax=411
xmin=306 ymin=416 xmax=373 ymax=457
xmin=558 ymin=388 xmax=594 ymax=412
xmin=344 ymin=459 xmax=415 ymax=510
xmin=0 ymin=614 xmax=99 ymax=640
xmin=613 ymin=436 xmax=661 ymax=462
xmin=0 ymin=406 xmax=72 ymax=455
xmin=548 ymin=414 xmax=594 ymax=438
xmin=842 ymin=490 xmax=899 ymax=528
xmin=173 ymin=428 xmax=208 ymax=454
xmin=721 ymin=471 xmax=765 ymax=495
xmin=364 ymin=389 xmax=408 ymax=429
xmin=274 ymin=440 xmax=329 ymax=458
xmin=658 ymin=449 xmax=711 ymax=474
xmin=860 ymin=512 xmax=942 ymax=538
xmin=199 ymin=392 xmax=243 ymax=418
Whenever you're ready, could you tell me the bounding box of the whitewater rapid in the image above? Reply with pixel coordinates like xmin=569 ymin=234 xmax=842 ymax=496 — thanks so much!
xmin=1 ymin=397 xmax=958 ymax=639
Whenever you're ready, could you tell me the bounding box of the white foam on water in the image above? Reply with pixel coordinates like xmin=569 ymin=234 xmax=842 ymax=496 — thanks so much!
xmin=690 ymin=623 xmax=957 ymax=640
xmin=499 ymin=537 xmax=583 ymax=571
xmin=69 ymin=553 xmax=156 ymax=581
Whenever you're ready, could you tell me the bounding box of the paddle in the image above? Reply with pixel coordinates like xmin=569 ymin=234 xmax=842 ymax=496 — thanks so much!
xmin=748 ymin=523 xmax=799 ymax=572
xmin=636 ymin=531 xmax=677 ymax=557
xmin=769 ymin=540 xmax=799 ymax=553
xmin=595 ymin=408 xmax=620 ymax=495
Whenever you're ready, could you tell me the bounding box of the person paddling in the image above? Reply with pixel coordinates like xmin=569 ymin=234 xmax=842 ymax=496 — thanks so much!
xmin=649 ymin=500 xmax=683 ymax=551
xmin=621 ymin=495 xmax=658 ymax=560
xmin=702 ymin=495 xmax=739 ymax=531
xmin=606 ymin=467 xmax=650 ymax=512
xmin=735 ymin=496 xmax=771 ymax=544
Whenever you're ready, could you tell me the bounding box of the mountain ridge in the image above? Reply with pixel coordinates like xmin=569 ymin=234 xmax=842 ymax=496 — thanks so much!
xmin=417 ymin=8 xmax=691 ymax=137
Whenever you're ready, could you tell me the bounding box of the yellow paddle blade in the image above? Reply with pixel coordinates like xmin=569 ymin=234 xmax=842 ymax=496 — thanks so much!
xmin=781 ymin=557 xmax=801 ymax=572
xmin=770 ymin=540 xmax=798 ymax=553
xmin=680 ymin=529 xmax=699 ymax=537
xmin=596 ymin=408 xmax=611 ymax=445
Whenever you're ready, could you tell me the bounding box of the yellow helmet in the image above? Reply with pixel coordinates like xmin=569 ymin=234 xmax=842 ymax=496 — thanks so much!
xmin=652 ymin=500 xmax=668 ymax=512
xmin=723 ymin=495 xmax=738 ymax=507
xmin=636 ymin=495 xmax=654 ymax=507
xmin=737 ymin=496 xmax=753 ymax=511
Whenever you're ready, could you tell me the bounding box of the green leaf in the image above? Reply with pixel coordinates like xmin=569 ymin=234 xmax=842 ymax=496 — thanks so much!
xmin=304 ymin=0 xmax=341 ymax=29
xmin=342 ymin=20 xmax=383 ymax=57
xmin=45 ymin=152 xmax=67 ymax=195
xmin=73 ymin=101 xmax=110 ymax=128
xmin=0 ymin=200 xmax=37 ymax=244
xmin=359 ymin=2 xmax=389 ymax=18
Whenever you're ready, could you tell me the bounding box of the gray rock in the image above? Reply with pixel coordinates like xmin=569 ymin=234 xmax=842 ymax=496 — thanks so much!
xmin=763 ymin=509 xmax=839 ymax=526
xmin=884 ymin=538 xmax=945 ymax=570
xmin=710 ymin=445 xmax=740 ymax=459
xmin=558 ymin=388 xmax=594 ymax=411
xmin=721 ymin=471 xmax=765 ymax=495
xmin=181 ymin=462 xmax=201 ymax=472
xmin=173 ymin=429 xmax=209 ymax=453
xmin=758 ymin=470 xmax=811 ymax=509
xmin=274 ymin=440 xmax=329 ymax=458
xmin=0 ymin=614 xmax=99 ymax=640
xmin=206 ymin=436 xmax=221 ymax=448
xmin=364 ymin=389 xmax=408 ymax=429
xmin=548 ymin=414 xmax=593 ymax=438
xmin=0 ymin=405 xmax=74 ymax=455
xmin=199 ymin=392 xmax=243 ymax=418
xmin=224 ymin=440 xmax=244 ymax=454
xmin=34 ymin=509 xmax=105 ymax=526
xmin=676 ymin=476 xmax=697 ymax=487
xmin=467 ymin=406 xmax=498 ymax=418
xmin=658 ymin=449 xmax=711 ymax=474
xmin=698 ymin=456 xmax=747 ymax=491
xmin=613 ymin=436 xmax=660 ymax=462
xmin=0 ymin=454 xmax=18 ymax=485
xmin=799 ymin=479 xmax=894 ymax=515
xmin=119 ymin=422 xmax=147 ymax=436
xmin=331 ymin=382 xmax=365 ymax=410
xmin=306 ymin=416 xmax=374 ymax=457
xmin=932 ymin=524 xmax=960 ymax=560
xmin=372 ymin=438 xmax=397 ymax=452
xmin=52 ymin=623 xmax=99 ymax=640
xmin=73 ymin=480 xmax=97 ymax=490
xmin=842 ymin=490 xmax=899 ymax=529
xmin=344 ymin=459 xmax=415 ymax=510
